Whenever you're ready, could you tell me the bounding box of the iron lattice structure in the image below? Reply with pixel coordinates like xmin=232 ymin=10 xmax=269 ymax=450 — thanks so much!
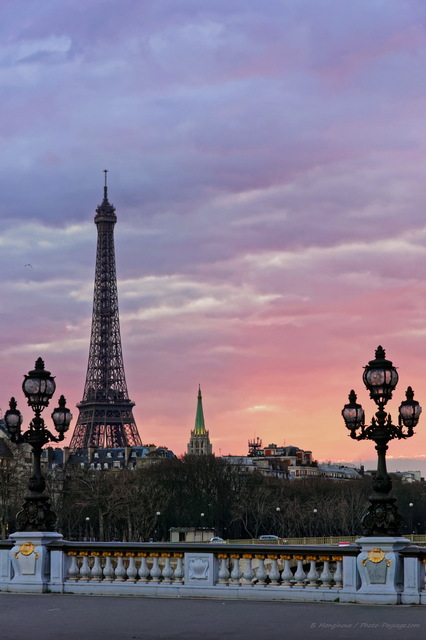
xmin=69 ymin=177 xmax=142 ymax=450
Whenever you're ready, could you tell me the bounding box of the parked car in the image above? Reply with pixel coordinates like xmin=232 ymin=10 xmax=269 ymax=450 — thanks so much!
xmin=209 ymin=537 xmax=225 ymax=543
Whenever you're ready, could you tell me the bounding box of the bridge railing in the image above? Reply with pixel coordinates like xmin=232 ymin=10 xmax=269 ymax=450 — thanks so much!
xmin=1 ymin=537 xmax=425 ymax=604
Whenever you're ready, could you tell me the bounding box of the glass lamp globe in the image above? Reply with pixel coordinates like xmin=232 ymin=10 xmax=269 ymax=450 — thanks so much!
xmin=51 ymin=395 xmax=73 ymax=436
xmin=362 ymin=346 xmax=398 ymax=407
xmin=342 ymin=390 xmax=365 ymax=432
xmin=399 ymin=387 xmax=422 ymax=429
xmin=22 ymin=358 xmax=56 ymax=410
xmin=4 ymin=397 xmax=23 ymax=438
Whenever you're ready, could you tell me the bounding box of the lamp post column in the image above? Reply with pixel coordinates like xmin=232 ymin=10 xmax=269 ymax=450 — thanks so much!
xmin=341 ymin=346 xmax=422 ymax=604
xmin=4 ymin=359 xmax=72 ymax=592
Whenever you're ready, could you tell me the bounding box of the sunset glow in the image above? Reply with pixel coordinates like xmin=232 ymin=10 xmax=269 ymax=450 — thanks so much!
xmin=1 ymin=2 xmax=426 ymax=473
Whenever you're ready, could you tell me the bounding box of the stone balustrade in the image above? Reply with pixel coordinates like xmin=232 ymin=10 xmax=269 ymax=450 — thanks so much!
xmin=64 ymin=546 xmax=343 ymax=588
xmin=0 ymin=537 xmax=425 ymax=604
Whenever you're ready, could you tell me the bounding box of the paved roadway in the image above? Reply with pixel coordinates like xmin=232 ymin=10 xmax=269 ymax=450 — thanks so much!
xmin=0 ymin=593 xmax=423 ymax=640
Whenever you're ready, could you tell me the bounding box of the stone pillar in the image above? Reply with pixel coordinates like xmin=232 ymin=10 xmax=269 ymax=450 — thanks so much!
xmin=0 ymin=546 xmax=12 ymax=585
xmin=9 ymin=531 xmax=63 ymax=593
xmin=401 ymin=555 xmax=422 ymax=605
xmin=355 ymin=536 xmax=410 ymax=604
xmin=339 ymin=554 xmax=359 ymax=602
xmin=184 ymin=552 xmax=218 ymax=587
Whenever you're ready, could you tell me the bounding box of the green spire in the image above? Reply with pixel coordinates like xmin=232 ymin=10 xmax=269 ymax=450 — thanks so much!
xmin=194 ymin=385 xmax=207 ymax=435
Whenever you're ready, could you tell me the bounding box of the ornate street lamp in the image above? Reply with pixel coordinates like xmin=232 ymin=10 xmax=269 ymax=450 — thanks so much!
xmin=4 ymin=358 xmax=72 ymax=532
xmin=342 ymin=346 xmax=421 ymax=536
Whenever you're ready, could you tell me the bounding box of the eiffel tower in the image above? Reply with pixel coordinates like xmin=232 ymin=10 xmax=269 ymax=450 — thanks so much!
xmin=69 ymin=172 xmax=142 ymax=450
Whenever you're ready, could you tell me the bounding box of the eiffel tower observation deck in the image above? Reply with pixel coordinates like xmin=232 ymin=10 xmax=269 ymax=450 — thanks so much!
xmin=69 ymin=173 xmax=142 ymax=450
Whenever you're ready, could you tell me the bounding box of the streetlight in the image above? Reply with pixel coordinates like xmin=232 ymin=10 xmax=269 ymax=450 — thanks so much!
xmin=155 ymin=511 xmax=161 ymax=541
xmin=85 ymin=517 xmax=90 ymax=542
xmin=4 ymin=358 xmax=72 ymax=531
xmin=313 ymin=508 xmax=318 ymax=537
xmin=409 ymin=503 xmax=414 ymax=535
xmin=200 ymin=512 xmax=205 ymax=542
xmin=275 ymin=507 xmax=281 ymax=538
xmin=342 ymin=346 xmax=421 ymax=536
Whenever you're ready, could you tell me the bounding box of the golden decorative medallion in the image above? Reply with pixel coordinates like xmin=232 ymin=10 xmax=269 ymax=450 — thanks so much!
xmin=361 ymin=548 xmax=391 ymax=567
xmin=14 ymin=542 xmax=39 ymax=559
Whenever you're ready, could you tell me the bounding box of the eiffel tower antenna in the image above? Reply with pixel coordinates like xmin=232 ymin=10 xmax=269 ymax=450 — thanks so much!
xmin=69 ymin=173 xmax=142 ymax=450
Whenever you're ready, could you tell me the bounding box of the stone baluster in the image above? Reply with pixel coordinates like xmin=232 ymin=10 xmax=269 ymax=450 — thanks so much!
xmin=218 ymin=554 xmax=230 ymax=584
xmin=255 ymin=555 xmax=267 ymax=585
xmin=173 ymin=554 xmax=184 ymax=583
xmin=242 ymin=554 xmax=255 ymax=585
xmin=138 ymin=554 xmax=149 ymax=582
xmin=150 ymin=554 xmax=161 ymax=582
xmin=79 ymin=553 xmax=91 ymax=581
xmin=332 ymin=556 xmax=343 ymax=588
xmin=103 ymin=553 xmax=115 ymax=582
xmin=115 ymin=554 xmax=127 ymax=581
xmin=91 ymin=553 xmax=103 ymax=582
xmin=281 ymin=556 xmax=293 ymax=587
xmin=230 ymin=554 xmax=241 ymax=584
xmin=293 ymin=555 xmax=307 ymax=587
xmin=268 ymin=555 xmax=280 ymax=585
xmin=162 ymin=554 xmax=173 ymax=583
xmin=319 ymin=556 xmax=332 ymax=588
xmin=67 ymin=552 xmax=80 ymax=581
xmin=126 ymin=554 xmax=138 ymax=582
xmin=306 ymin=555 xmax=318 ymax=587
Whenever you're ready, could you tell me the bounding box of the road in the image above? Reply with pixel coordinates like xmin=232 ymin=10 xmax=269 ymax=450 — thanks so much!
xmin=0 ymin=593 xmax=423 ymax=640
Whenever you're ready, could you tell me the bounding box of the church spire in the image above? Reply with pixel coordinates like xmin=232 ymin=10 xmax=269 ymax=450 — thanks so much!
xmin=194 ymin=385 xmax=207 ymax=435
xmin=187 ymin=385 xmax=212 ymax=456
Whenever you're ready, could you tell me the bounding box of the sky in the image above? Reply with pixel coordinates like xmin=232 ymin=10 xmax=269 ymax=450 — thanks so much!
xmin=2 ymin=1 xmax=426 ymax=472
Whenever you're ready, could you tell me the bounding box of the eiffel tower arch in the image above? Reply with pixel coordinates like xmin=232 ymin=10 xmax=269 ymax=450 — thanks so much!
xmin=69 ymin=173 xmax=142 ymax=450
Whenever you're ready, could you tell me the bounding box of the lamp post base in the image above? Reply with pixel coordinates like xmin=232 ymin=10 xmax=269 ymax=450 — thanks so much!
xmin=361 ymin=494 xmax=403 ymax=537
xmin=16 ymin=494 xmax=57 ymax=532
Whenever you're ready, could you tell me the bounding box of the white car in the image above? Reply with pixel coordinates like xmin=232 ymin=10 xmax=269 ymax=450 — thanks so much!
xmin=209 ymin=537 xmax=225 ymax=543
